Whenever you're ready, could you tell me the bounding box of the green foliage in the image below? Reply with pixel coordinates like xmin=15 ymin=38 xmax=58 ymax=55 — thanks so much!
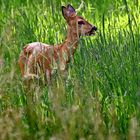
xmin=0 ymin=0 xmax=140 ymax=139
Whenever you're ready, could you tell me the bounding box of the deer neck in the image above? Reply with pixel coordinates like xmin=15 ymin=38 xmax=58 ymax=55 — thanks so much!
xmin=63 ymin=26 xmax=79 ymax=54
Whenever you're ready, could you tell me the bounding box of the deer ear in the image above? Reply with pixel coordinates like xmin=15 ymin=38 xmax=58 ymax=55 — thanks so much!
xmin=62 ymin=6 xmax=68 ymax=20
xmin=62 ymin=5 xmax=76 ymax=20
xmin=67 ymin=4 xmax=76 ymax=14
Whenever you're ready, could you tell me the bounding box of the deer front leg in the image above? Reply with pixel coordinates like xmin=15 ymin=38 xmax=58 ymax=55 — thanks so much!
xmin=59 ymin=61 xmax=68 ymax=80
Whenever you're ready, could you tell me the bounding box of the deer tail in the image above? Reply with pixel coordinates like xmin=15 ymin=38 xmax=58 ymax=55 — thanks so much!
xmin=18 ymin=45 xmax=29 ymax=77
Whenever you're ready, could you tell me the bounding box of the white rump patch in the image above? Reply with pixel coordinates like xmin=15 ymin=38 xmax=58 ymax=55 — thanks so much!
xmin=26 ymin=42 xmax=50 ymax=56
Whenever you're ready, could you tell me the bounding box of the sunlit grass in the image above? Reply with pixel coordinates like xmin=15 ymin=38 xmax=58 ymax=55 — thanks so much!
xmin=0 ymin=0 xmax=140 ymax=139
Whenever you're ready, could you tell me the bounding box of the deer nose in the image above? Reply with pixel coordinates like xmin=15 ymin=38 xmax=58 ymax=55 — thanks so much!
xmin=92 ymin=26 xmax=97 ymax=31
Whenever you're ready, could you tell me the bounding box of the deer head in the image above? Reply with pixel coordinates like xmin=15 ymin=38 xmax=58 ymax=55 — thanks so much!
xmin=62 ymin=4 xmax=97 ymax=37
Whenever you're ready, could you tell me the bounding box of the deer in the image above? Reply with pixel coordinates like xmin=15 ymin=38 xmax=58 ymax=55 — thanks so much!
xmin=18 ymin=4 xmax=97 ymax=85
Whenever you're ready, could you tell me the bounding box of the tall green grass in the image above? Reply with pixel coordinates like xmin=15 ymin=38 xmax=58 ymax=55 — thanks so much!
xmin=0 ymin=0 xmax=140 ymax=139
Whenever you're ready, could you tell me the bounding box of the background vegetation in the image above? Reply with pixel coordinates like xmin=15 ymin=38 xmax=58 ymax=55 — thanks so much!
xmin=0 ymin=0 xmax=140 ymax=139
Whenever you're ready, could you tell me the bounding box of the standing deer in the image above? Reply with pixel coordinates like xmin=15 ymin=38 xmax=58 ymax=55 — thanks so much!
xmin=18 ymin=4 xmax=97 ymax=84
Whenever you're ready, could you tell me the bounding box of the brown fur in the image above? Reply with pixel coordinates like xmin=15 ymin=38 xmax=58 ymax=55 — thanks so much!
xmin=18 ymin=4 xmax=97 ymax=84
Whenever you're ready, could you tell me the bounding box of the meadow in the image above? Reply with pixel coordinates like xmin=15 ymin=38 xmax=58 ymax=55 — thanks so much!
xmin=0 ymin=0 xmax=140 ymax=139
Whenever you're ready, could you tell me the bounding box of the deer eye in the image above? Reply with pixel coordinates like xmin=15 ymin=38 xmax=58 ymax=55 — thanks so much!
xmin=78 ymin=21 xmax=85 ymax=25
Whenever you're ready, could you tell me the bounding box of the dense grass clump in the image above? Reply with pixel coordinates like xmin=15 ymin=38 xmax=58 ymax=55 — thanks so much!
xmin=0 ymin=0 xmax=140 ymax=139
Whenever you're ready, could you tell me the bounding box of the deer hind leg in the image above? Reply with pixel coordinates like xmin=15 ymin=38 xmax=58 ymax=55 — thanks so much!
xmin=45 ymin=69 xmax=51 ymax=85
xmin=23 ymin=54 xmax=39 ymax=81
